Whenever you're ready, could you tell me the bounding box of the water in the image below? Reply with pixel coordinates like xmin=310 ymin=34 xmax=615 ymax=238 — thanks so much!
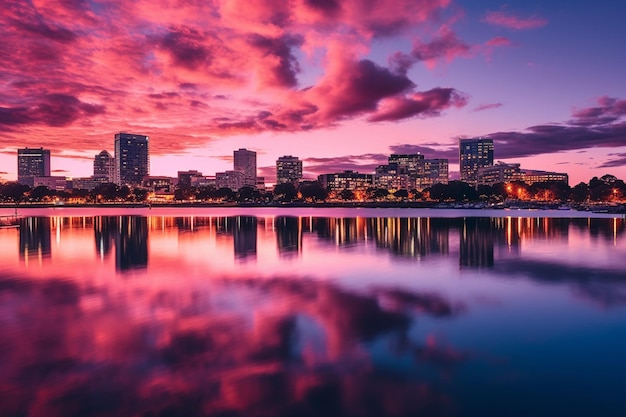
xmin=0 ymin=208 xmax=625 ymax=417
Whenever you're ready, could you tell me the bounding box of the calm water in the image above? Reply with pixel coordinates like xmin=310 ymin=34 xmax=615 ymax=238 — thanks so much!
xmin=1 ymin=208 xmax=625 ymax=417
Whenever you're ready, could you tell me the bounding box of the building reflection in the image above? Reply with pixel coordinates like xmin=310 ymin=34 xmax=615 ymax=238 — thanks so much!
xmin=233 ymin=216 xmax=257 ymax=260
xmin=275 ymin=216 xmax=302 ymax=257
xmin=115 ymin=216 xmax=148 ymax=271
xmin=19 ymin=217 xmax=51 ymax=262
xmin=94 ymin=216 xmax=117 ymax=257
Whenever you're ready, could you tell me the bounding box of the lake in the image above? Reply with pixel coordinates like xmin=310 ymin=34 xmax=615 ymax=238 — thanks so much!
xmin=0 ymin=207 xmax=625 ymax=417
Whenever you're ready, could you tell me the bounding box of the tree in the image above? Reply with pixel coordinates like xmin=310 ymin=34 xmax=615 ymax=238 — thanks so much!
xmin=339 ymin=189 xmax=355 ymax=201
xmin=273 ymin=182 xmax=297 ymax=202
xmin=29 ymin=186 xmax=52 ymax=202
xmin=237 ymin=186 xmax=258 ymax=202
xmin=570 ymin=182 xmax=589 ymax=202
xmin=393 ymin=189 xmax=408 ymax=200
xmin=299 ymin=182 xmax=328 ymax=202
xmin=372 ymin=188 xmax=389 ymax=200
xmin=0 ymin=183 xmax=30 ymax=203
xmin=214 ymin=187 xmax=236 ymax=201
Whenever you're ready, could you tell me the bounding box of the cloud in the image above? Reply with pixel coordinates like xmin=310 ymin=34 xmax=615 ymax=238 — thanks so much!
xmin=390 ymin=28 xmax=473 ymax=73
xmin=0 ymin=94 xmax=105 ymax=128
xmin=369 ymin=88 xmax=467 ymax=122
xmin=483 ymin=10 xmax=548 ymax=30
xmin=388 ymin=144 xmax=457 ymax=160
xmin=598 ymin=153 xmax=626 ymax=168
xmin=485 ymin=96 xmax=626 ymax=159
xmin=303 ymin=153 xmax=388 ymax=176
xmin=390 ymin=29 xmax=513 ymax=73
xmin=473 ymin=102 xmax=503 ymax=112
xmin=0 ymin=0 xmax=470 ymax=156
xmin=248 ymin=34 xmax=304 ymax=88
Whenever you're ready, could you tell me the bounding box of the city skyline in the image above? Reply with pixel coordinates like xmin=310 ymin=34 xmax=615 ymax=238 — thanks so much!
xmin=1 ymin=1 xmax=625 ymax=184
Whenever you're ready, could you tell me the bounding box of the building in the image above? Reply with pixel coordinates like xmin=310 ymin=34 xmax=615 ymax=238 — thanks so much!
xmin=276 ymin=155 xmax=303 ymax=185
xmin=459 ymin=138 xmax=494 ymax=185
xmin=190 ymin=176 xmax=216 ymax=188
xmin=32 ymin=176 xmax=68 ymax=191
xmin=93 ymin=150 xmax=115 ymax=181
xmin=142 ymin=176 xmax=173 ymax=192
xmin=477 ymin=162 xmax=522 ymax=186
xmin=114 ymin=133 xmax=149 ymax=186
xmin=177 ymin=170 xmax=203 ymax=187
xmin=216 ymin=170 xmax=246 ymax=191
xmin=17 ymin=147 xmax=51 ymax=185
xmin=374 ymin=163 xmax=406 ymax=190
xmin=418 ymin=159 xmax=449 ymax=190
xmin=71 ymin=176 xmax=109 ymax=191
xmin=522 ymin=169 xmax=569 ymax=185
xmin=318 ymin=171 xmax=373 ymax=191
xmin=233 ymin=148 xmax=256 ymax=187
xmin=388 ymin=154 xmax=425 ymax=176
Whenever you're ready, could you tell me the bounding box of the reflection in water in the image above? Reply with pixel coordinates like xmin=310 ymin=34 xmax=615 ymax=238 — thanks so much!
xmin=3 ymin=213 xmax=625 ymax=416
xmin=275 ymin=216 xmax=302 ymax=256
xmin=116 ymin=216 xmax=148 ymax=271
xmin=234 ymin=216 xmax=257 ymax=260
xmin=19 ymin=217 xmax=52 ymax=261
xmin=94 ymin=216 xmax=116 ymax=257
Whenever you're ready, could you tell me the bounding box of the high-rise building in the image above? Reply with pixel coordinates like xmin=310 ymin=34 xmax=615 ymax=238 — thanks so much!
xmin=17 ymin=147 xmax=50 ymax=185
xmin=459 ymin=138 xmax=494 ymax=185
xmin=93 ymin=150 xmax=115 ymax=182
xmin=114 ymin=133 xmax=149 ymax=186
xmin=233 ymin=148 xmax=256 ymax=187
xmin=276 ymin=155 xmax=303 ymax=184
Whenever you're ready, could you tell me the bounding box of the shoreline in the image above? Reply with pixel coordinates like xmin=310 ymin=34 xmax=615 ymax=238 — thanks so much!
xmin=0 ymin=201 xmax=624 ymax=212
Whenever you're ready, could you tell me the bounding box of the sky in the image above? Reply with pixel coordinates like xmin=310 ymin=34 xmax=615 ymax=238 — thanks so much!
xmin=1 ymin=0 xmax=625 ymax=185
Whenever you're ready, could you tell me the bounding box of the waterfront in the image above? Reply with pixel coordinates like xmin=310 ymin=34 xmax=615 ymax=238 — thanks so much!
xmin=0 ymin=208 xmax=625 ymax=416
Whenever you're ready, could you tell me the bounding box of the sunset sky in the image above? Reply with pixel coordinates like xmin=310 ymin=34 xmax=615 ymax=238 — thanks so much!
xmin=1 ymin=0 xmax=625 ymax=185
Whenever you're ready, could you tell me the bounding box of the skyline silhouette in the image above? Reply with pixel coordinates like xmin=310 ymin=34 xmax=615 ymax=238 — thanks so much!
xmin=1 ymin=1 xmax=625 ymax=184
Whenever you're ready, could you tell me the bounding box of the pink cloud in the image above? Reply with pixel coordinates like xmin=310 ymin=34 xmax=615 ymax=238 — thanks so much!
xmin=483 ymin=10 xmax=548 ymax=30
xmin=369 ymin=88 xmax=468 ymax=122
xmin=485 ymin=36 xmax=514 ymax=47
xmin=0 ymin=0 xmax=467 ymax=157
xmin=473 ymin=103 xmax=503 ymax=112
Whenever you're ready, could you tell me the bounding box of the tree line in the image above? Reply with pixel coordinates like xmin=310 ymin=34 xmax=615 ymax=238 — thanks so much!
xmin=0 ymin=174 xmax=624 ymax=204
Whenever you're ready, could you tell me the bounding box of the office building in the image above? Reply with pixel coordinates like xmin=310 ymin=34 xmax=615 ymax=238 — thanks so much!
xmin=17 ymin=147 xmax=50 ymax=185
xmin=93 ymin=150 xmax=115 ymax=181
xmin=216 ymin=170 xmax=246 ymax=191
xmin=233 ymin=148 xmax=256 ymax=187
xmin=32 ymin=176 xmax=68 ymax=191
xmin=459 ymin=138 xmax=494 ymax=185
xmin=522 ymin=169 xmax=569 ymax=185
xmin=418 ymin=159 xmax=449 ymax=190
xmin=477 ymin=162 xmax=522 ymax=186
xmin=318 ymin=171 xmax=373 ymax=191
xmin=276 ymin=155 xmax=303 ymax=184
xmin=114 ymin=133 xmax=149 ymax=186
xmin=177 ymin=170 xmax=203 ymax=187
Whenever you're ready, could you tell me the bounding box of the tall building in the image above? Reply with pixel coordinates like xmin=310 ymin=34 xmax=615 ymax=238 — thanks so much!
xmin=114 ymin=133 xmax=149 ymax=186
xmin=459 ymin=138 xmax=494 ymax=185
xmin=276 ymin=155 xmax=303 ymax=184
xmin=17 ymin=147 xmax=50 ymax=185
xmin=233 ymin=148 xmax=256 ymax=187
xmin=93 ymin=150 xmax=115 ymax=182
